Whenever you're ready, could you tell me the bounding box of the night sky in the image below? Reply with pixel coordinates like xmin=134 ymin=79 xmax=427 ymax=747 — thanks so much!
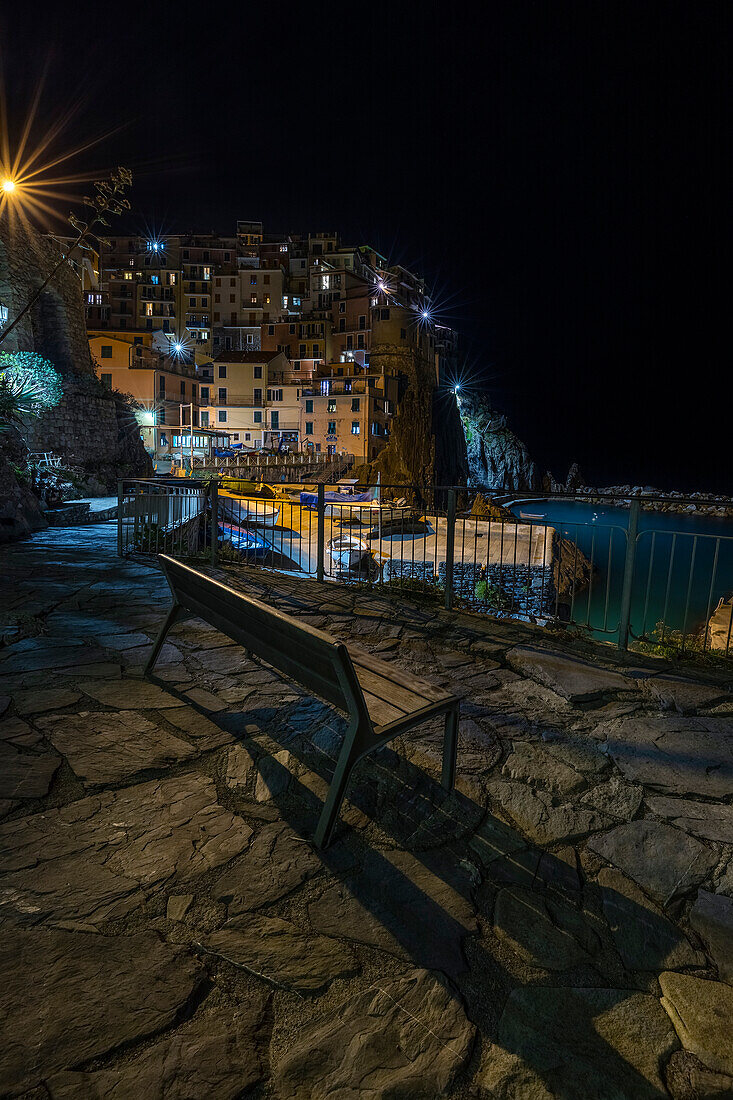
xmin=7 ymin=3 xmax=732 ymax=493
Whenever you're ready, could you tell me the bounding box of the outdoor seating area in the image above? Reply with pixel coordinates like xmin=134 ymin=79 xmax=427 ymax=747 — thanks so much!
xmin=148 ymin=554 xmax=459 ymax=847
xmin=0 ymin=521 xmax=732 ymax=1097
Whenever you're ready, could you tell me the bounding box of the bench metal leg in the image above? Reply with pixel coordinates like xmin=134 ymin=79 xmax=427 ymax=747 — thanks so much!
xmin=441 ymin=704 xmax=459 ymax=790
xmin=145 ymin=602 xmax=187 ymax=677
xmin=314 ymin=724 xmax=361 ymax=849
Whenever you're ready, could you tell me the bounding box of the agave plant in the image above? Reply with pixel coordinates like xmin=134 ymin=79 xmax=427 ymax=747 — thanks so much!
xmin=0 ymin=352 xmax=62 ymax=433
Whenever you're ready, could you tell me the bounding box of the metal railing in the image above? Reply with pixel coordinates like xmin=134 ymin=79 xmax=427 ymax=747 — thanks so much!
xmin=117 ymin=479 xmax=213 ymax=561
xmin=117 ymin=481 xmax=733 ymax=661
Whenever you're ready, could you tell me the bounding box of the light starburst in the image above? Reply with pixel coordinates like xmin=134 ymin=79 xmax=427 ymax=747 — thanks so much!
xmin=0 ymin=58 xmax=123 ymax=230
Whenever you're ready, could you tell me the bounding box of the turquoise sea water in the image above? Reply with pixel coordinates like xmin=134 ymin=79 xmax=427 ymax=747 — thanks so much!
xmin=510 ymin=500 xmax=733 ymax=644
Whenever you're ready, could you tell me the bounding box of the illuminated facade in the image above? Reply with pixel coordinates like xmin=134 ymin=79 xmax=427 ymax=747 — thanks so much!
xmin=81 ymin=222 xmax=455 ymax=460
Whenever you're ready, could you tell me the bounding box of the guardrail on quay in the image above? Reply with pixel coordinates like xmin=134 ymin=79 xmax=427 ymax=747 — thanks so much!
xmin=117 ymin=479 xmax=733 ymax=661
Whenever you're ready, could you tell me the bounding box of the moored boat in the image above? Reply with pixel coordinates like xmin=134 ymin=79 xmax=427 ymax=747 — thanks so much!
xmin=219 ymin=520 xmax=269 ymax=556
xmin=218 ymin=482 xmax=280 ymax=526
xmin=326 ymin=534 xmax=369 ymax=570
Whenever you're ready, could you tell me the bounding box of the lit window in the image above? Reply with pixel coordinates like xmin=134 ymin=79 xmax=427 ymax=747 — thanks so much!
xmin=327 ymin=400 xmax=336 ymax=413
xmin=250 ymin=294 xmax=257 ymax=304
xmin=124 ymin=272 xmax=133 ymax=281
xmin=151 ymin=275 xmax=159 ymax=285
xmin=351 ymin=421 xmax=360 ymax=435
xmin=146 ymin=303 xmax=153 ymax=316
xmin=279 ymin=244 xmax=287 ymax=252
xmin=264 ymin=295 xmax=270 ymax=305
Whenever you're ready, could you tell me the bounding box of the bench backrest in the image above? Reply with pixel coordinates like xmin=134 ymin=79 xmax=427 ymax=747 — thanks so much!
xmin=158 ymin=555 xmax=359 ymax=715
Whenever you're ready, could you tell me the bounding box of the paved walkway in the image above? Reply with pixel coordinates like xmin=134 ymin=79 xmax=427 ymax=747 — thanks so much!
xmin=0 ymin=523 xmax=731 ymax=1098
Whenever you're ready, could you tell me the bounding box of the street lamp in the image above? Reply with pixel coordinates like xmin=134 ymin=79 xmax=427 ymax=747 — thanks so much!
xmin=2 ymin=178 xmax=16 ymax=193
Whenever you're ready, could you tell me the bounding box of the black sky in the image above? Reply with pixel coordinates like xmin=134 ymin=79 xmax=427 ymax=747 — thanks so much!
xmin=7 ymin=2 xmax=732 ymax=492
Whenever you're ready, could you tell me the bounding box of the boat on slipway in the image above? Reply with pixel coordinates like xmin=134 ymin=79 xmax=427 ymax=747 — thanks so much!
xmin=326 ymin=535 xmax=369 ymax=570
xmin=218 ymin=480 xmax=281 ymax=526
xmin=219 ymin=520 xmax=269 ymax=557
xmin=300 ymin=484 xmax=413 ymax=525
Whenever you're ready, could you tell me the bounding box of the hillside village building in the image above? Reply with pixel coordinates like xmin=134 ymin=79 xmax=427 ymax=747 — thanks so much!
xmin=83 ymin=224 xmax=457 ymax=462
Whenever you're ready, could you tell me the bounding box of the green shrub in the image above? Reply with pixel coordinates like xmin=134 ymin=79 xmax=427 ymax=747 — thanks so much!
xmin=633 ymin=620 xmax=731 ymax=667
xmin=0 ymin=352 xmax=63 ymax=432
xmin=474 ymin=579 xmax=513 ymax=609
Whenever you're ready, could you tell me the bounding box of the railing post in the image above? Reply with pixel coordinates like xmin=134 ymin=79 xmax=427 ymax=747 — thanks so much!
xmin=317 ymin=482 xmax=325 ymax=582
xmin=117 ymin=480 xmax=124 ymax=557
xmin=444 ymin=488 xmax=456 ymax=611
xmin=618 ymin=497 xmax=640 ymax=649
xmin=210 ymin=478 xmax=219 ymax=568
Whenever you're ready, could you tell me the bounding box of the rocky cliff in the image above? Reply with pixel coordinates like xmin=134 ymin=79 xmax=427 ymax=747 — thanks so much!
xmin=0 ymin=217 xmax=150 ymax=524
xmin=355 ymin=344 xmax=468 ymax=498
xmin=0 ymin=427 xmax=47 ymax=544
xmin=458 ymin=391 xmax=543 ymax=492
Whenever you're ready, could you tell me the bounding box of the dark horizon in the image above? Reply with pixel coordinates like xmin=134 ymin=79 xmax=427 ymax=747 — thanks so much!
xmin=7 ymin=3 xmax=732 ymax=493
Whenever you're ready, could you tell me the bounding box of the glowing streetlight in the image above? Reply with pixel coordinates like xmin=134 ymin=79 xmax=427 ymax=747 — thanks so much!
xmin=454 ymin=384 xmax=461 ymax=395
xmin=2 ymin=178 xmax=16 ymax=193
xmin=173 ymin=342 xmax=183 ymax=354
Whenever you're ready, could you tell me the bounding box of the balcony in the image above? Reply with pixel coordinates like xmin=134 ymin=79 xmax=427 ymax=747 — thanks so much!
xmin=203 ymin=396 xmax=261 ymax=408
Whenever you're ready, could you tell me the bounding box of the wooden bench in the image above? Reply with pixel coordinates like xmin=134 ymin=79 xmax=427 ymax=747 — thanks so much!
xmin=146 ymin=555 xmax=459 ymax=847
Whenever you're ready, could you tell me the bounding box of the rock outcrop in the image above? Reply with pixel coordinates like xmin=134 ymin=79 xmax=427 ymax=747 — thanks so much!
xmin=0 ymin=216 xmax=150 ymax=516
xmin=355 ymin=345 xmax=468 ymax=495
xmin=458 ymin=391 xmax=542 ymax=491
xmin=0 ymin=427 xmax=47 ymax=544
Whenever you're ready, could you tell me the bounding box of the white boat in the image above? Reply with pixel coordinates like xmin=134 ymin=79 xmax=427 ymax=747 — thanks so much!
xmin=327 ymin=535 xmax=369 ymax=570
xmin=218 ymin=490 xmax=280 ymax=527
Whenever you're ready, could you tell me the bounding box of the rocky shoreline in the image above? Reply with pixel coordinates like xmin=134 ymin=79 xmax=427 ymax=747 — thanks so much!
xmin=572 ymin=486 xmax=733 ymax=519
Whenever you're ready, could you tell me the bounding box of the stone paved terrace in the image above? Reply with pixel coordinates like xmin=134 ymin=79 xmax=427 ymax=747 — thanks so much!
xmin=1 ymin=522 xmax=732 ymax=1099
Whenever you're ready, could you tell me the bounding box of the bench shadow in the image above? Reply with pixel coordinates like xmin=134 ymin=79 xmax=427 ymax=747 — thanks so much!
xmin=176 ymin=683 xmax=692 ymax=1100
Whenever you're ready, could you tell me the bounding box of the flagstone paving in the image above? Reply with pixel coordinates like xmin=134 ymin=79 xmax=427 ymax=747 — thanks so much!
xmin=0 ymin=522 xmax=731 ymax=1098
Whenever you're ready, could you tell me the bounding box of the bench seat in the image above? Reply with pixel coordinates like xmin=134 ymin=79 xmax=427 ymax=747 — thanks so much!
xmin=146 ymin=556 xmax=460 ymax=847
xmin=349 ymin=646 xmax=456 ymax=732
